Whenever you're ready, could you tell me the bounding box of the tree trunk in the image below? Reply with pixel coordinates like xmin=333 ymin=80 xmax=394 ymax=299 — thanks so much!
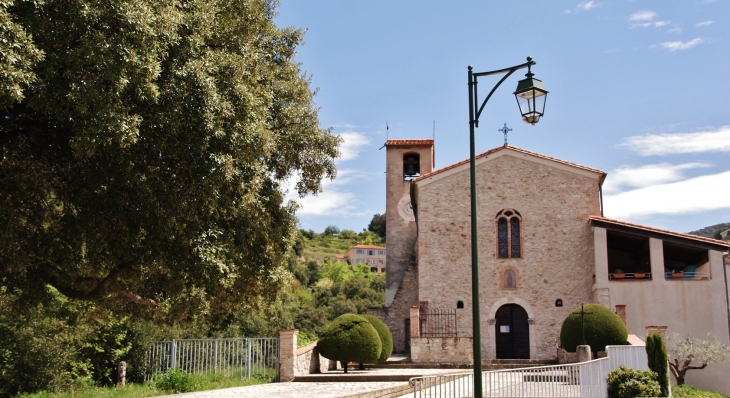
xmin=343 ymin=362 xmax=348 ymax=373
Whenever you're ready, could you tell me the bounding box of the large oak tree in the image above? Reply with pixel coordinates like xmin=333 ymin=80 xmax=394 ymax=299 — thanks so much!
xmin=0 ymin=0 xmax=340 ymax=321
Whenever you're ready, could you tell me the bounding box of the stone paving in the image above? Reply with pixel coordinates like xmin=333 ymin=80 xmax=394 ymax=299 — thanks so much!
xmin=153 ymin=368 xmax=462 ymax=398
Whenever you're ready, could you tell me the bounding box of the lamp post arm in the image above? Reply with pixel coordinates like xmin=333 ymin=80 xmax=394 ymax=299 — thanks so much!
xmin=472 ymin=60 xmax=535 ymax=126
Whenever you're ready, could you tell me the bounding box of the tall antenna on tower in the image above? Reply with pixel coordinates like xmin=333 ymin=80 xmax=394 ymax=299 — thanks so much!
xmin=433 ymin=120 xmax=435 ymax=141
xmin=386 ymin=120 xmax=389 ymax=140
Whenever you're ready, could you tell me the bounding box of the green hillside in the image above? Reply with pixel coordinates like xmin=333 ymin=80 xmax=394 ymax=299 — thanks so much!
xmin=687 ymin=222 xmax=730 ymax=239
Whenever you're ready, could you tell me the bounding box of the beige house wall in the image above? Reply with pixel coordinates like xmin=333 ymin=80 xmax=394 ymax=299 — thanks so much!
xmin=593 ymin=229 xmax=730 ymax=395
xmin=345 ymin=246 xmax=387 ymax=272
xmin=415 ymin=152 xmax=602 ymax=361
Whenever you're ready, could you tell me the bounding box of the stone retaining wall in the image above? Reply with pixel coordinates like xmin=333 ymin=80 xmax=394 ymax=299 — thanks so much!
xmin=410 ymin=337 xmax=473 ymax=364
xmin=294 ymin=342 xmax=333 ymax=375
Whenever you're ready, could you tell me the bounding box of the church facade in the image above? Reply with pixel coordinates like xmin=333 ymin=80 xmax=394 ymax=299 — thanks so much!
xmin=370 ymin=139 xmax=730 ymax=394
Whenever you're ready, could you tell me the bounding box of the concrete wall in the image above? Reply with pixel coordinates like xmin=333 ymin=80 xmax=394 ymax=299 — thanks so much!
xmin=414 ymin=150 xmax=602 ymax=361
xmin=384 ymin=140 xmax=433 ymax=307
xmin=593 ymin=230 xmax=730 ymax=395
xmin=410 ymin=337 xmax=474 ymax=364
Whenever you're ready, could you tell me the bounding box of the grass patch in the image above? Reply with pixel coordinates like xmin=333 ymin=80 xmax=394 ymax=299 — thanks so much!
xmin=673 ymin=384 xmax=730 ymax=398
xmin=21 ymin=371 xmax=274 ymax=398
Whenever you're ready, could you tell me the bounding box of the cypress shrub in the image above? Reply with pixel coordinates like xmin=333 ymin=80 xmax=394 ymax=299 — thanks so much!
xmin=361 ymin=315 xmax=393 ymax=361
xmin=559 ymin=304 xmax=628 ymax=353
xmin=317 ymin=314 xmax=382 ymax=373
xmin=646 ymin=333 xmax=669 ymax=397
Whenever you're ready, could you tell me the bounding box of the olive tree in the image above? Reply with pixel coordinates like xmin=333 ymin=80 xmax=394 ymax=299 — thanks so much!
xmin=667 ymin=333 xmax=730 ymax=386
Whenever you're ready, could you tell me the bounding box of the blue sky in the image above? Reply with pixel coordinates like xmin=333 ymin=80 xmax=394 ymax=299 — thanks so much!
xmin=275 ymin=0 xmax=730 ymax=235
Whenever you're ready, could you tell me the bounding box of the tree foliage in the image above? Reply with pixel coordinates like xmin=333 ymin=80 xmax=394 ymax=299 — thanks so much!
xmin=646 ymin=333 xmax=669 ymax=396
xmin=559 ymin=304 xmax=627 ymax=353
xmin=368 ymin=213 xmax=386 ymax=240
xmin=667 ymin=333 xmax=730 ymax=386
xmin=0 ymin=0 xmax=340 ymax=321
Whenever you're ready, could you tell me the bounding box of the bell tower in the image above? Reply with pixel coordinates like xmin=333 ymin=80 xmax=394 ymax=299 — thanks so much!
xmin=384 ymin=139 xmax=434 ymax=306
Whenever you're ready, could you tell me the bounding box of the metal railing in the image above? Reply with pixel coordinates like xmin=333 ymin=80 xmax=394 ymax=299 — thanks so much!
xmin=420 ymin=308 xmax=458 ymax=337
xmin=409 ymin=345 xmax=648 ymax=398
xmin=146 ymin=338 xmax=278 ymax=381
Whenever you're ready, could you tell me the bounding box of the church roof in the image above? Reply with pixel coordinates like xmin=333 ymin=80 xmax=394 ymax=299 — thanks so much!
xmin=412 ymin=144 xmax=606 ymax=183
xmin=384 ymin=139 xmax=434 ymax=147
xmin=589 ymin=216 xmax=730 ymax=250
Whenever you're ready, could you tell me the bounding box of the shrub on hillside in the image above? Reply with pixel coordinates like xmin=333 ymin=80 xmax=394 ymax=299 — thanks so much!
xmin=361 ymin=314 xmax=393 ymax=361
xmin=606 ymin=365 xmax=661 ymax=398
xmin=317 ymin=314 xmax=381 ymax=373
xmin=560 ymin=304 xmax=627 ymax=353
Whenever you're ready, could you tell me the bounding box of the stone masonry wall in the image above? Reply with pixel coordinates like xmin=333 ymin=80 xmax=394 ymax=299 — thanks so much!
xmin=368 ymin=262 xmax=419 ymax=353
xmin=410 ymin=337 xmax=473 ymax=364
xmin=415 ymin=151 xmax=601 ymax=361
xmin=293 ymin=342 xmax=331 ymax=375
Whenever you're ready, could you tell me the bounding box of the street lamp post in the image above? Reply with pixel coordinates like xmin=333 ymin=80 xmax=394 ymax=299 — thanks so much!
xmin=467 ymin=57 xmax=547 ymax=397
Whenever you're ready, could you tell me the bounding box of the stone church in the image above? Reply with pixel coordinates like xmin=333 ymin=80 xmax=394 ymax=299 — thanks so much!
xmin=369 ymin=139 xmax=730 ymax=394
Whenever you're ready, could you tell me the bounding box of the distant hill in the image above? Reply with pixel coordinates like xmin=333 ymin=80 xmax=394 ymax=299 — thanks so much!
xmin=687 ymin=222 xmax=730 ymax=239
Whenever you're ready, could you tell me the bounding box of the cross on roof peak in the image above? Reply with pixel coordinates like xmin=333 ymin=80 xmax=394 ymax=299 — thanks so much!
xmin=498 ymin=123 xmax=513 ymax=145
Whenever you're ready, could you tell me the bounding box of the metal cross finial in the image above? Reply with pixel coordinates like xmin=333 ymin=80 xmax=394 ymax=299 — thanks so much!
xmin=498 ymin=123 xmax=512 ymax=144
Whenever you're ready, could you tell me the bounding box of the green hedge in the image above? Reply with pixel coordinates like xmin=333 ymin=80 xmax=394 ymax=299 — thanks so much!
xmin=361 ymin=314 xmax=392 ymax=361
xmin=559 ymin=304 xmax=627 ymax=353
xmin=317 ymin=314 xmax=381 ymax=372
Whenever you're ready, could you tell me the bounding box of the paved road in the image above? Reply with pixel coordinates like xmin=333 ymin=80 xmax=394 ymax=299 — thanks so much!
xmin=153 ymin=368 xmax=458 ymax=398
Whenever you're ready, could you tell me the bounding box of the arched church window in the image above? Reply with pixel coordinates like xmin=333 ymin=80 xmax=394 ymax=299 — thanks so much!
xmin=503 ymin=269 xmax=517 ymax=289
xmin=496 ymin=209 xmax=522 ymax=258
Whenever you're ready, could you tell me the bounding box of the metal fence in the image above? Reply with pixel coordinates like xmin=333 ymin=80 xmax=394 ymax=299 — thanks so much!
xmin=409 ymin=345 xmax=648 ymax=398
xmin=420 ymin=308 xmax=458 ymax=337
xmin=146 ymin=338 xmax=278 ymax=381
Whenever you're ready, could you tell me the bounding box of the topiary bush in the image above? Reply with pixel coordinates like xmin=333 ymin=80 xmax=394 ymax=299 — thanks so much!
xmin=607 ymin=365 xmax=661 ymax=398
xmin=317 ymin=314 xmax=382 ymax=373
xmin=560 ymin=303 xmax=628 ymax=354
xmin=646 ymin=333 xmax=669 ymax=397
xmin=361 ymin=314 xmax=393 ymax=361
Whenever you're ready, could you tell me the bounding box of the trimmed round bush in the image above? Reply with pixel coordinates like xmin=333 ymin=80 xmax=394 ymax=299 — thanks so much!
xmin=317 ymin=314 xmax=382 ymax=372
xmin=361 ymin=314 xmax=393 ymax=361
xmin=559 ymin=304 xmax=627 ymax=353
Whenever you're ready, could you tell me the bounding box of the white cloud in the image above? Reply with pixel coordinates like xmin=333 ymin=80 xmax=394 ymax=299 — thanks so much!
xmin=566 ymin=1 xmax=601 ymax=13
xmin=696 ymin=21 xmax=715 ymax=27
xmin=619 ymin=126 xmax=730 ymax=155
xmin=602 ymin=163 xmax=711 ymax=195
xmin=666 ymin=27 xmax=682 ymax=33
xmin=294 ymin=190 xmax=360 ymax=216
xmin=337 ymin=132 xmax=371 ymax=161
xmin=603 ymin=170 xmax=730 ymax=219
xmin=660 ymin=38 xmax=704 ymax=51
xmin=629 ymin=10 xmax=656 ymax=21
xmin=653 ymin=21 xmax=669 ymax=27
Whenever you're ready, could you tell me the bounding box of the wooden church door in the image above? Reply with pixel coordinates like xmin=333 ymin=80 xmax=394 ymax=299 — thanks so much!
xmin=495 ymin=304 xmax=530 ymax=359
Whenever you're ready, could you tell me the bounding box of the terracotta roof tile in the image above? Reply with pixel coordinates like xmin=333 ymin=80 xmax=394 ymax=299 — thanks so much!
xmin=413 ymin=144 xmax=606 ymax=183
xmin=384 ymin=139 xmax=434 ymax=146
xmin=589 ymin=216 xmax=730 ymax=248
xmin=347 ymin=245 xmax=387 ymax=250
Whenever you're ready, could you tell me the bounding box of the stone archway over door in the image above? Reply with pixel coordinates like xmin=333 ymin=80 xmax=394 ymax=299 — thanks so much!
xmin=495 ymin=304 xmax=530 ymax=359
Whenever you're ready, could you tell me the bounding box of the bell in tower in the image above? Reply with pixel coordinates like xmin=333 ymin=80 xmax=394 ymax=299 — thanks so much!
xmin=403 ymin=154 xmax=420 ymax=180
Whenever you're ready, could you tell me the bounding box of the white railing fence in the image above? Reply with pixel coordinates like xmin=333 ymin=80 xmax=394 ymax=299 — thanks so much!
xmin=146 ymin=338 xmax=278 ymax=381
xmin=409 ymin=345 xmax=648 ymax=398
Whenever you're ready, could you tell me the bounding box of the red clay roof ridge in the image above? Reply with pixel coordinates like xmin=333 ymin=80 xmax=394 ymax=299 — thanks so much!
xmin=589 ymin=216 xmax=730 ymax=248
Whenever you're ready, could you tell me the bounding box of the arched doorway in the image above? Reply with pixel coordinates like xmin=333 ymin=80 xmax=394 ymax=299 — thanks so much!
xmin=495 ymin=304 xmax=530 ymax=359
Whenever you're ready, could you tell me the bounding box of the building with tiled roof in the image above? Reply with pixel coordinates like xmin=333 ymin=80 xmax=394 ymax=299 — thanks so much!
xmin=342 ymin=244 xmax=387 ymax=273
xmin=368 ymin=139 xmax=730 ymax=394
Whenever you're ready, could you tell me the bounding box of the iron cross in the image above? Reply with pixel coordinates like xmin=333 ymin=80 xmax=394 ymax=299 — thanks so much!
xmin=498 ymin=123 xmax=512 ymax=144
xmin=578 ymin=303 xmax=593 ymax=346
